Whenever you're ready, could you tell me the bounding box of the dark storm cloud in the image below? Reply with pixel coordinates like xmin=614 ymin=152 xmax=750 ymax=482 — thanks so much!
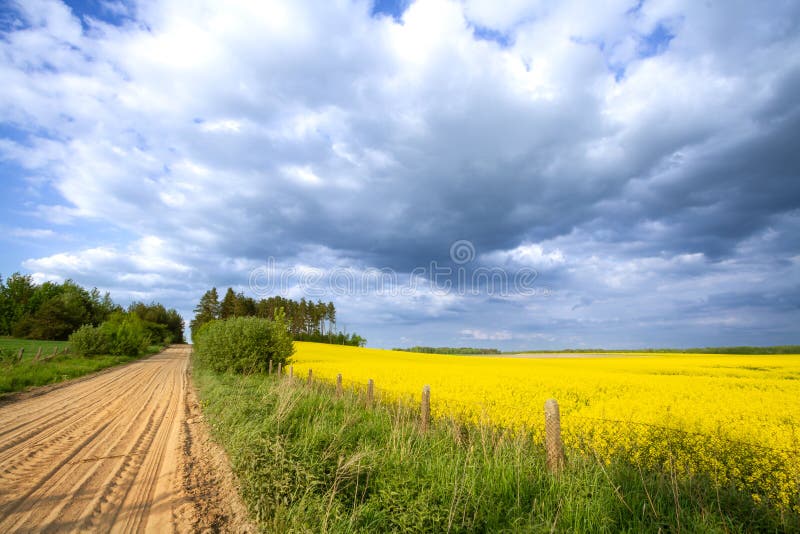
xmin=2 ymin=0 xmax=799 ymax=348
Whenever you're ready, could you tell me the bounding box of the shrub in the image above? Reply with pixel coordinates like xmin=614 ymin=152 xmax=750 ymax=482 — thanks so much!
xmin=0 ymin=348 xmax=17 ymax=367
xmin=142 ymin=320 xmax=172 ymax=345
xmin=193 ymin=314 xmax=294 ymax=374
xmin=69 ymin=324 xmax=110 ymax=356
xmin=98 ymin=312 xmax=152 ymax=356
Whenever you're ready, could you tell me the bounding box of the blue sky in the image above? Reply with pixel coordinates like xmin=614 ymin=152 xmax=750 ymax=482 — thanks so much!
xmin=1 ymin=0 xmax=798 ymax=349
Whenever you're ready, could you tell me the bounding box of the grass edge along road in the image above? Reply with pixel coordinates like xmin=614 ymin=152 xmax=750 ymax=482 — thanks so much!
xmin=0 ymin=337 xmax=166 ymax=396
xmin=193 ymin=362 xmax=798 ymax=532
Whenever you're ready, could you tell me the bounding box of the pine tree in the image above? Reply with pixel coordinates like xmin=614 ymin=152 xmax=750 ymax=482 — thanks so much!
xmin=190 ymin=287 xmax=220 ymax=338
xmin=220 ymin=287 xmax=237 ymax=319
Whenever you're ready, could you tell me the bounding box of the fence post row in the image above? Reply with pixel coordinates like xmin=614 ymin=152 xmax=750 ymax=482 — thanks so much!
xmin=544 ymin=398 xmax=565 ymax=474
xmin=421 ymin=385 xmax=431 ymax=433
xmin=336 ymin=374 xmax=343 ymax=397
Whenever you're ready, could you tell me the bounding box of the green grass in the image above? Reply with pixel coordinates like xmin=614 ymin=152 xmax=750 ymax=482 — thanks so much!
xmin=0 ymin=337 xmax=165 ymax=396
xmin=0 ymin=337 xmax=65 ymax=362
xmin=193 ymin=364 xmax=799 ymax=533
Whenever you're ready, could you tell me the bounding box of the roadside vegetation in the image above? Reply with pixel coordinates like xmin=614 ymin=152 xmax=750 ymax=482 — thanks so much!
xmin=0 ymin=336 xmax=165 ymax=395
xmin=0 ymin=273 xmax=185 ymax=396
xmin=193 ymin=315 xmax=294 ymax=373
xmin=193 ymin=367 xmax=796 ymax=532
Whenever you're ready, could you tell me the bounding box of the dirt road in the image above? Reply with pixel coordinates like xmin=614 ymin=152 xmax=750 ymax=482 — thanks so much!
xmin=0 ymin=345 xmax=251 ymax=533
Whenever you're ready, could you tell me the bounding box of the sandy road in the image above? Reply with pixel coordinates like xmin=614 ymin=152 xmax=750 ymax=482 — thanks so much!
xmin=0 ymin=345 xmax=251 ymax=533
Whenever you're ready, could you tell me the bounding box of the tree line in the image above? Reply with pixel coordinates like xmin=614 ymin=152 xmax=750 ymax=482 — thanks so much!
xmin=190 ymin=288 xmax=365 ymax=346
xmin=0 ymin=272 xmax=184 ymax=343
xmin=392 ymin=346 xmax=501 ymax=355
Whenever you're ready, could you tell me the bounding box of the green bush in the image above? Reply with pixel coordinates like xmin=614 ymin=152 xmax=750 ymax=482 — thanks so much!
xmin=0 ymin=348 xmax=16 ymax=367
xmin=142 ymin=320 xmax=172 ymax=345
xmin=98 ymin=312 xmax=151 ymax=356
xmin=68 ymin=324 xmax=110 ymax=356
xmin=193 ymin=314 xmax=294 ymax=374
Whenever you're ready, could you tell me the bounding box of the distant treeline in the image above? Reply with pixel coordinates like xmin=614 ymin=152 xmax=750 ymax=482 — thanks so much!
xmin=190 ymin=288 xmax=365 ymax=346
xmin=509 ymin=346 xmax=800 ymax=355
xmin=0 ymin=273 xmax=184 ymax=342
xmin=393 ymin=346 xmax=501 ymax=355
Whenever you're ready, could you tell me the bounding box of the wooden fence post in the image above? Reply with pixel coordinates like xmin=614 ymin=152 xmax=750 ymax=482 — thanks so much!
xmin=366 ymin=379 xmax=374 ymax=404
xmin=16 ymin=348 xmax=24 ymax=362
xmin=336 ymin=374 xmax=343 ymax=397
xmin=289 ymin=365 xmax=293 ymax=379
xmin=277 ymin=362 xmax=282 ymax=377
xmin=544 ymin=399 xmax=565 ymax=473
xmin=34 ymin=347 xmax=42 ymax=362
xmin=269 ymin=359 xmax=273 ymax=375
xmin=52 ymin=347 xmax=58 ymax=357
xmin=421 ymin=385 xmax=431 ymax=433
xmin=307 ymin=369 xmax=313 ymax=385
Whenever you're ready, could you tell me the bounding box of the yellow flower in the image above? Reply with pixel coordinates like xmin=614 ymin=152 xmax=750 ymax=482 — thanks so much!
xmin=291 ymin=342 xmax=800 ymax=511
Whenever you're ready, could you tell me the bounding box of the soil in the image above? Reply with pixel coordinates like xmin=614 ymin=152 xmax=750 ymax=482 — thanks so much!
xmin=0 ymin=345 xmax=255 ymax=533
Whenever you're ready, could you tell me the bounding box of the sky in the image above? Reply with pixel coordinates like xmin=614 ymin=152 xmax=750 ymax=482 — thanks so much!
xmin=0 ymin=0 xmax=798 ymax=350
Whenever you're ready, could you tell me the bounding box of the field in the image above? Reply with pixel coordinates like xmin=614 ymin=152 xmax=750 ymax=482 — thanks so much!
xmin=289 ymin=342 xmax=800 ymax=512
xmin=0 ymin=337 xmax=166 ymax=395
xmin=0 ymin=337 xmax=65 ymax=362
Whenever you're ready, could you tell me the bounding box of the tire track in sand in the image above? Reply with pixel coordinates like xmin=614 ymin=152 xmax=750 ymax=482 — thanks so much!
xmin=0 ymin=345 xmax=250 ymax=533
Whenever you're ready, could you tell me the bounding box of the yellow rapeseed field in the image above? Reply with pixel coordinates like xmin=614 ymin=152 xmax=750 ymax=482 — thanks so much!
xmin=291 ymin=342 xmax=800 ymax=511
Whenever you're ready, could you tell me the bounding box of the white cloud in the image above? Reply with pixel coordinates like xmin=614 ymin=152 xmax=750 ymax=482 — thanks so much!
xmin=9 ymin=228 xmax=56 ymax=239
xmin=23 ymin=236 xmax=191 ymax=282
xmin=482 ymin=243 xmax=566 ymax=268
xmin=460 ymin=329 xmax=513 ymax=341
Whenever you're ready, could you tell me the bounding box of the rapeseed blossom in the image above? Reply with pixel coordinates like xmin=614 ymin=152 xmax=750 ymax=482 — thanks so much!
xmin=291 ymin=342 xmax=800 ymax=511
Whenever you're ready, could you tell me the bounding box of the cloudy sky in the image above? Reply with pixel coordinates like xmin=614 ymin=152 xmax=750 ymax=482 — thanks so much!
xmin=1 ymin=0 xmax=798 ymax=349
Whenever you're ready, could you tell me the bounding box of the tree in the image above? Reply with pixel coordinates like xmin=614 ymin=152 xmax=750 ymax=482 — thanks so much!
xmin=90 ymin=289 xmax=121 ymax=325
xmin=326 ymin=301 xmax=336 ymax=336
xmin=129 ymin=301 xmax=185 ymax=344
xmin=190 ymin=287 xmax=220 ymax=339
xmin=219 ymin=288 xmax=238 ymax=319
xmin=191 ymin=289 xmax=365 ymax=347
xmin=0 ymin=273 xmax=37 ymax=333
xmin=233 ymin=292 xmax=256 ymax=317
xmin=15 ymin=284 xmax=91 ymax=340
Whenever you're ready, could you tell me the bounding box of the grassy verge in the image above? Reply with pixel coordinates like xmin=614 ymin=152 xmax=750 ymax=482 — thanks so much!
xmin=0 ymin=338 xmax=165 ymax=396
xmin=193 ymin=365 xmax=798 ymax=533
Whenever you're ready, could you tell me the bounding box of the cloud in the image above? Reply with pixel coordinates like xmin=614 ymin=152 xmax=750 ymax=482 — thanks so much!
xmin=460 ymin=329 xmax=513 ymax=341
xmin=1 ymin=0 xmax=798 ymax=348
xmin=9 ymin=228 xmax=55 ymax=239
xmin=22 ymin=236 xmax=191 ymax=283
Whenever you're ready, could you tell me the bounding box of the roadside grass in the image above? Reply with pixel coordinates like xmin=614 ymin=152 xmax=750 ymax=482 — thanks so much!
xmin=193 ymin=365 xmax=798 ymax=533
xmin=0 ymin=337 xmax=165 ymax=396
